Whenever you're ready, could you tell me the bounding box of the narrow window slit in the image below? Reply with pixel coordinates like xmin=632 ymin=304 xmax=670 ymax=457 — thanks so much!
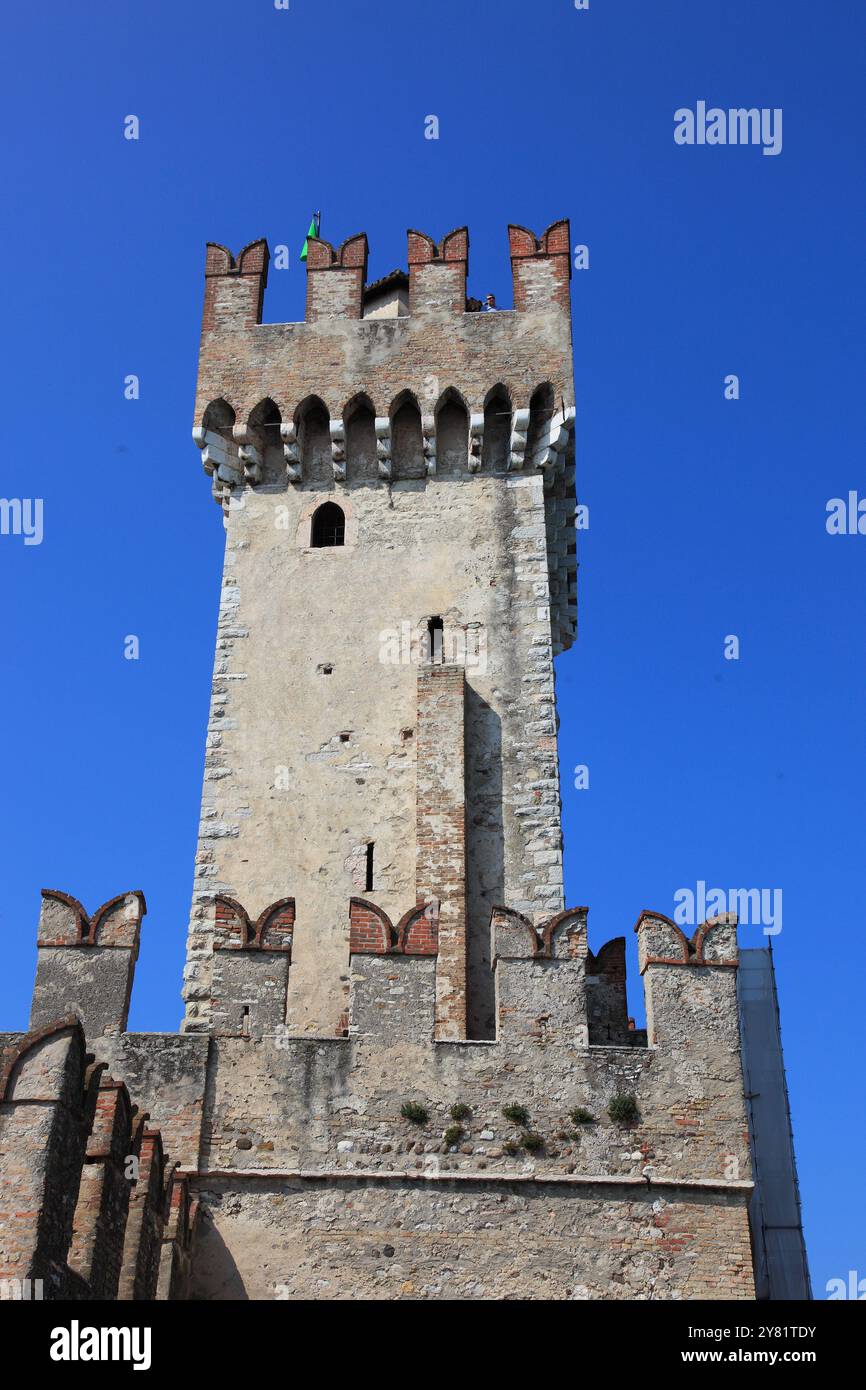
xmin=427 ymin=616 xmax=444 ymax=663
xmin=365 ymin=842 xmax=374 ymax=892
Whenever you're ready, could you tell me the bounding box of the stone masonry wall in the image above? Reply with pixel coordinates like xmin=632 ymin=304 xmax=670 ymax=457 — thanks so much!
xmin=0 ymin=1016 xmax=198 ymax=1300
xmin=89 ymin=908 xmax=755 ymax=1300
xmin=183 ymin=472 xmax=564 ymax=1040
xmin=3 ymin=894 xmax=757 ymax=1301
xmin=188 ymin=1178 xmax=754 ymax=1301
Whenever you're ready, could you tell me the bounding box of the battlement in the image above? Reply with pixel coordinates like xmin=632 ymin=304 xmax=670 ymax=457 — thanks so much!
xmin=0 ymin=1018 xmax=197 ymax=1299
xmin=201 ymin=221 xmax=569 ymax=334
xmin=193 ymin=221 xmax=576 ymax=523
xmin=25 ymin=885 xmax=739 ymax=1057
xmin=2 ymin=888 xmax=757 ymax=1299
xmin=305 ymin=231 xmax=369 ymax=321
xmin=190 ymin=891 xmax=649 ymax=1047
xmin=634 ymin=910 xmax=740 ymax=1049
xmin=348 ymin=898 xmax=439 ymax=956
xmin=31 ymin=890 xmax=146 ymax=1038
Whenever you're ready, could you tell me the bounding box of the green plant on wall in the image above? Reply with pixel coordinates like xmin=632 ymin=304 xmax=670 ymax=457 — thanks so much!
xmin=400 ymin=1101 xmax=428 ymax=1125
xmin=502 ymin=1103 xmax=529 ymax=1126
xmin=608 ymin=1092 xmax=639 ymax=1125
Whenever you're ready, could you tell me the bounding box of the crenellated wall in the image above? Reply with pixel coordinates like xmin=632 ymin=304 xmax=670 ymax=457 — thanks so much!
xmin=2 ymin=888 xmax=757 ymax=1300
xmin=183 ymin=899 xmax=756 ymax=1299
xmin=0 ymin=1014 xmax=197 ymax=1301
xmin=31 ymin=889 xmax=146 ymax=1038
xmin=191 ymin=223 xmax=577 ymax=648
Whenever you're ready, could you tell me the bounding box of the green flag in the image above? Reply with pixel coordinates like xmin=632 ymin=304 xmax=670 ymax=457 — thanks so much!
xmin=300 ymin=213 xmax=320 ymax=261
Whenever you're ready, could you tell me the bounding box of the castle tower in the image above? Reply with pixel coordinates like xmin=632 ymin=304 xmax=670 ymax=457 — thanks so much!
xmin=182 ymin=222 xmax=577 ymax=1040
xmin=1 ymin=216 xmax=810 ymax=1302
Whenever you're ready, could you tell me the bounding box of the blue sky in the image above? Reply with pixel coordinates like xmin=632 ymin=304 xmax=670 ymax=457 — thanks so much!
xmin=1 ymin=0 xmax=863 ymax=1297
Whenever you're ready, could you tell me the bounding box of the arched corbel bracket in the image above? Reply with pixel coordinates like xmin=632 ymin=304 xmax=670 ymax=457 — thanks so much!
xmin=192 ymin=427 xmax=243 ymax=513
xmin=330 ymin=420 xmax=346 ymax=481
xmin=375 ymin=417 xmax=392 ymax=479
xmin=509 ymin=407 xmax=531 ymax=470
xmin=468 ymin=412 xmax=484 ymax=472
xmin=421 ymin=415 xmax=437 ymax=476
xmin=280 ymin=422 xmax=302 ymax=483
xmin=531 ymin=405 xmax=576 ymax=481
xmin=232 ymin=424 xmax=264 ymax=485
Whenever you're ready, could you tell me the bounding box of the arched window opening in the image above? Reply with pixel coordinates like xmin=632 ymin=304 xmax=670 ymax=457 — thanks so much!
xmin=249 ymin=397 xmax=281 ymax=441
xmin=247 ymin=399 xmax=281 ymax=483
xmin=526 ymin=383 xmax=555 ymax=461
xmin=311 ymin=502 xmax=346 ymax=548
xmin=295 ymin=396 xmax=331 ymax=487
xmin=482 ymin=385 xmax=511 ymax=471
xmin=435 ymin=390 xmax=469 ymax=475
xmin=202 ymin=398 xmax=236 ymax=439
xmin=391 ymin=394 xmax=424 ymax=478
xmin=344 ymin=394 xmax=377 ymax=481
xmin=249 ymin=397 xmax=280 ymax=429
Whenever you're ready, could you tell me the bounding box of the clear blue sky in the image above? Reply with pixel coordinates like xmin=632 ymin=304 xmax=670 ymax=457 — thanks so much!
xmin=1 ymin=0 xmax=863 ymax=1298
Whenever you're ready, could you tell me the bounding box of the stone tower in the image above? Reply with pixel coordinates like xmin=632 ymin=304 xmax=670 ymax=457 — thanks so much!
xmin=182 ymin=223 xmax=577 ymax=1042
xmin=0 ymin=219 xmax=809 ymax=1302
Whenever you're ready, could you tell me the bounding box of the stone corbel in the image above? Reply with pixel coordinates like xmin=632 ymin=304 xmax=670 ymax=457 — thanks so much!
xmin=192 ymin=427 xmax=243 ymax=513
xmin=232 ymin=425 xmax=264 ymax=485
xmin=509 ymin=407 xmax=530 ymax=470
xmin=468 ymin=412 xmax=484 ymax=472
xmin=330 ymin=420 xmax=346 ymax=482
xmin=421 ymin=415 xmax=436 ymax=476
xmin=532 ymin=406 xmax=576 ymax=479
xmin=280 ymin=422 xmax=302 ymax=483
xmin=375 ymin=417 xmax=392 ymax=480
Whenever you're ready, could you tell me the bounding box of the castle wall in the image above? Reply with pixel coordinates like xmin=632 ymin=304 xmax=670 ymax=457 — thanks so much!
xmin=0 ymin=1014 xmax=198 ymax=1300
xmin=0 ymin=1025 xmax=88 ymax=1294
xmin=2 ymin=899 xmax=758 ymax=1301
xmin=97 ymin=1033 xmax=210 ymax=1171
xmin=188 ymin=1177 xmax=754 ymax=1301
xmin=109 ymin=911 xmax=754 ymax=1300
